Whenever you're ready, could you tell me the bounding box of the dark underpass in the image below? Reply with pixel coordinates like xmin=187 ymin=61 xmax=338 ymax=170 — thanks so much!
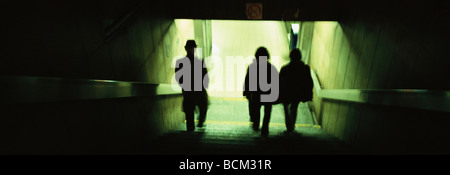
xmin=1 ymin=0 xmax=450 ymax=156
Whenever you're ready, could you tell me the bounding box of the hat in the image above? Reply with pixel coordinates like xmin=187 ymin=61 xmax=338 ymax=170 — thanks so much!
xmin=185 ymin=40 xmax=197 ymax=48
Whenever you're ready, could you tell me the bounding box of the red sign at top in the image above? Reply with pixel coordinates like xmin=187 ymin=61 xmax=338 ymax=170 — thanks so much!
xmin=246 ymin=3 xmax=263 ymax=19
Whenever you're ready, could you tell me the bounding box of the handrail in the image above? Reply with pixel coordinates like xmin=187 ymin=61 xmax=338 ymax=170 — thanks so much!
xmin=310 ymin=69 xmax=450 ymax=113
xmin=4 ymin=71 xmax=449 ymax=112
xmin=1 ymin=75 xmax=181 ymax=104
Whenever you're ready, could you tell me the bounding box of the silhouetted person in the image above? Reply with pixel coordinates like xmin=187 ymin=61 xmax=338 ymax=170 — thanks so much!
xmin=175 ymin=40 xmax=209 ymax=132
xmin=243 ymin=47 xmax=279 ymax=137
xmin=279 ymin=49 xmax=313 ymax=133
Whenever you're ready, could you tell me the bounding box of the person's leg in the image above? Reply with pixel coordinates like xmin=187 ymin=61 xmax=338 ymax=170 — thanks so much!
xmin=261 ymin=104 xmax=272 ymax=137
xmin=185 ymin=110 xmax=195 ymax=132
xmin=289 ymin=102 xmax=300 ymax=132
xmin=198 ymin=101 xmax=208 ymax=127
xmin=283 ymin=103 xmax=292 ymax=132
xmin=248 ymin=100 xmax=255 ymax=123
xmin=183 ymin=98 xmax=195 ymax=132
xmin=249 ymin=100 xmax=261 ymax=131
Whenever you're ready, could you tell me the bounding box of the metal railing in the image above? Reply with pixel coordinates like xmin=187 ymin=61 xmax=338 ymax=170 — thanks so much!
xmin=1 ymin=75 xmax=181 ymax=104
xmin=310 ymin=69 xmax=450 ymax=113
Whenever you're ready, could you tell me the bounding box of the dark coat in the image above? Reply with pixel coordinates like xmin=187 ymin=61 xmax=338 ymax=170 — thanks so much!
xmin=279 ymin=61 xmax=313 ymax=103
xmin=175 ymin=56 xmax=209 ymax=111
xmin=243 ymin=59 xmax=278 ymax=104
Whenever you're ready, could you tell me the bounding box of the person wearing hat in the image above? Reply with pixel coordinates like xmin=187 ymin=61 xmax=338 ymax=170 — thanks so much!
xmin=175 ymin=40 xmax=209 ymax=132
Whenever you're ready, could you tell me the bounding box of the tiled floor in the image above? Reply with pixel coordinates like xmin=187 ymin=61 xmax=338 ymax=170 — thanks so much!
xmin=205 ymin=98 xmax=315 ymax=126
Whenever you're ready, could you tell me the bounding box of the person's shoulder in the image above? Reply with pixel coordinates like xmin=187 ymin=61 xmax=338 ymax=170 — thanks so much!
xmin=302 ymin=62 xmax=310 ymax=68
xmin=280 ymin=63 xmax=290 ymax=71
xmin=281 ymin=62 xmax=295 ymax=70
xmin=292 ymin=61 xmax=309 ymax=69
xmin=247 ymin=60 xmax=257 ymax=68
xmin=302 ymin=62 xmax=310 ymax=70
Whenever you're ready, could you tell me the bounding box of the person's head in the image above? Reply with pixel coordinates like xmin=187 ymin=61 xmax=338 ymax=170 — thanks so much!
xmin=184 ymin=40 xmax=197 ymax=56
xmin=255 ymin=47 xmax=270 ymax=61
xmin=289 ymin=49 xmax=302 ymax=62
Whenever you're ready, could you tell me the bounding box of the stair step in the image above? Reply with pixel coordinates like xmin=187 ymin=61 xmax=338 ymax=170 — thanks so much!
xmin=152 ymin=122 xmax=355 ymax=155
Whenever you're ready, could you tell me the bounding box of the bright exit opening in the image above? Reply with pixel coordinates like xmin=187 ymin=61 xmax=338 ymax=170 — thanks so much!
xmin=173 ymin=19 xmax=317 ymax=128
xmin=174 ymin=19 xmax=302 ymax=98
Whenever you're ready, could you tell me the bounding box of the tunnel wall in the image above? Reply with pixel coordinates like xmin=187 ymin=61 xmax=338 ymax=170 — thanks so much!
xmin=309 ymin=20 xmax=450 ymax=91
xmin=0 ymin=96 xmax=182 ymax=154
xmin=304 ymin=7 xmax=450 ymax=153
xmin=0 ymin=1 xmax=191 ymax=154
xmin=1 ymin=0 xmax=189 ymax=83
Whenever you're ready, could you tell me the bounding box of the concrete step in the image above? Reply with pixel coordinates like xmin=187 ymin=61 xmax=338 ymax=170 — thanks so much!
xmin=152 ymin=123 xmax=356 ymax=155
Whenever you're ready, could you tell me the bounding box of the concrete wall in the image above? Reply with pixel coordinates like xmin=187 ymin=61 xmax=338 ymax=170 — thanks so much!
xmin=298 ymin=21 xmax=314 ymax=64
xmin=0 ymin=1 xmax=194 ymax=154
xmin=0 ymin=0 xmax=192 ymax=83
xmin=194 ymin=20 xmax=213 ymax=59
xmin=303 ymin=4 xmax=450 ymax=153
xmin=312 ymin=21 xmax=450 ymax=91
xmin=0 ymin=96 xmax=183 ymax=154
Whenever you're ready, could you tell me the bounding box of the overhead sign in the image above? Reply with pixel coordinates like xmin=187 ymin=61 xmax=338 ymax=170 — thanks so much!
xmin=246 ymin=3 xmax=263 ymax=19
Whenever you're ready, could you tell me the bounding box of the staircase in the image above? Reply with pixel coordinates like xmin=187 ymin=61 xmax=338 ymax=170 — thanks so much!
xmin=152 ymin=122 xmax=356 ymax=155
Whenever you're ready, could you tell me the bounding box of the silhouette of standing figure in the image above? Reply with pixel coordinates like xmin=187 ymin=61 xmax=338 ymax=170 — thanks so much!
xmin=175 ymin=40 xmax=209 ymax=132
xmin=279 ymin=49 xmax=313 ymax=133
xmin=243 ymin=47 xmax=278 ymax=137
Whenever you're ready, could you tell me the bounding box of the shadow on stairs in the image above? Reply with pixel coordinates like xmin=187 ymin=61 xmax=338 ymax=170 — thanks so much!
xmin=150 ymin=122 xmax=357 ymax=155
